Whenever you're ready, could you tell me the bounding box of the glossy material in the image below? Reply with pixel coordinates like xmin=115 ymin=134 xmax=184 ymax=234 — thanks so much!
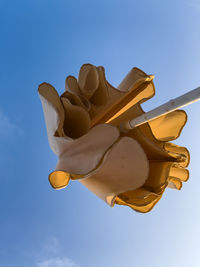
xmin=38 ymin=64 xmax=189 ymax=213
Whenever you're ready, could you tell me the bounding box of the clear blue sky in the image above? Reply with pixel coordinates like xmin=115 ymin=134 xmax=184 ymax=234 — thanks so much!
xmin=1 ymin=0 xmax=200 ymax=266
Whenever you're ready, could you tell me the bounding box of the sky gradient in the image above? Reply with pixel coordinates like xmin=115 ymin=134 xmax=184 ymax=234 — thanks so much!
xmin=1 ymin=0 xmax=200 ymax=266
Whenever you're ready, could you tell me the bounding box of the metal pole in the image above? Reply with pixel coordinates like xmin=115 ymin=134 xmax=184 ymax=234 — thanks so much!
xmin=120 ymin=86 xmax=200 ymax=132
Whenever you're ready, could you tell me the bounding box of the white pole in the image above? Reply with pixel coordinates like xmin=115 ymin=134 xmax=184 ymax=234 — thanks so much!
xmin=120 ymin=86 xmax=200 ymax=132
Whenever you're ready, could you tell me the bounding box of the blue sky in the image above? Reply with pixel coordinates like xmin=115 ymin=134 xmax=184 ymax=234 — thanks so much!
xmin=1 ymin=0 xmax=200 ymax=266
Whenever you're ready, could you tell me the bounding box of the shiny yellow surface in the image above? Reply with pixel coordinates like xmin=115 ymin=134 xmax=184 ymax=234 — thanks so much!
xmin=39 ymin=63 xmax=190 ymax=213
xmin=49 ymin=171 xmax=70 ymax=190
